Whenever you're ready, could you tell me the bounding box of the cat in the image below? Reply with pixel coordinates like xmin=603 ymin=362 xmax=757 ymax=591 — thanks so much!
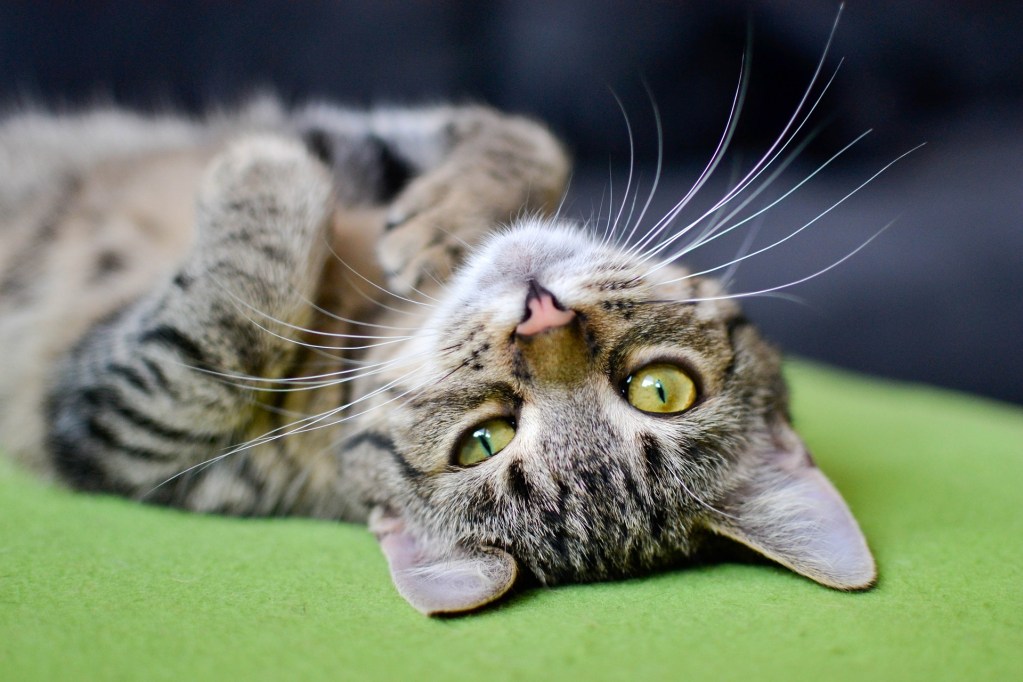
xmin=0 ymin=94 xmax=875 ymax=615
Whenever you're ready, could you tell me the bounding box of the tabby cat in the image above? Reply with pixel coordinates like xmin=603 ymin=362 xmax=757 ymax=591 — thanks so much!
xmin=0 ymin=97 xmax=874 ymax=615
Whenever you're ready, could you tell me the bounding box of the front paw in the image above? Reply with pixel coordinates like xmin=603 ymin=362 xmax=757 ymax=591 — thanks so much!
xmin=197 ymin=135 xmax=334 ymax=249
xmin=377 ymin=173 xmax=488 ymax=295
xmin=186 ymin=135 xmax=335 ymax=316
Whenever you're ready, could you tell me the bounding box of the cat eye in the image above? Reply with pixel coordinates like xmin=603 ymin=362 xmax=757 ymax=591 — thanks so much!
xmin=456 ymin=418 xmax=516 ymax=467
xmin=625 ymin=363 xmax=697 ymax=414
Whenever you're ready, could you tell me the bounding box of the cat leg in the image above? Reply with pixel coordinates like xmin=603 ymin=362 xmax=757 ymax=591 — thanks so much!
xmin=45 ymin=135 xmax=336 ymax=511
xmin=293 ymin=105 xmax=571 ymax=294
xmin=377 ymin=108 xmax=570 ymax=293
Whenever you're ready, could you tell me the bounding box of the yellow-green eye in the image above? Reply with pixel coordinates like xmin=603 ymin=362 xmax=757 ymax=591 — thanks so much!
xmin=456 ymin=418 xmax=516 ymax=467
xmin=625 ymin=363 xmax=697 ymax=414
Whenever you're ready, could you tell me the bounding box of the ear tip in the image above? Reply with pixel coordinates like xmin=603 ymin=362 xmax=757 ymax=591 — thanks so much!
xmin=815 ymin=550 xmax=878 ymax=591
xmin=416 ymin=556 xmax=519 ymax=616
xmin=390 ymin=546 xmax=519 ymax=616
xmin=846 ymin=561 xmax=879 ymax=592
xmin=827 ymin=571 xmax=877 ymax=591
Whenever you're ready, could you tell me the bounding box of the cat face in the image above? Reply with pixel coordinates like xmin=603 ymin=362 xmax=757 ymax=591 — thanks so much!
xmin=364 ymin=220 xmax=874 ymax=614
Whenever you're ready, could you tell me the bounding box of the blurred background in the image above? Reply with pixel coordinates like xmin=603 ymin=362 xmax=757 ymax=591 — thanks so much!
xmin=1 ymin=1 xmax=1020 ymax=404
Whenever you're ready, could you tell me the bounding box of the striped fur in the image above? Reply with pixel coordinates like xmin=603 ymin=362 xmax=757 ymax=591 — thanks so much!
xmin=0 ymin=99 xmax=874 ymax=614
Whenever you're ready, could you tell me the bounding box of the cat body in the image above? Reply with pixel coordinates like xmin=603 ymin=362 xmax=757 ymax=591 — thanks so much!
xmin=0 ymin=99 xmax=874 ymax=614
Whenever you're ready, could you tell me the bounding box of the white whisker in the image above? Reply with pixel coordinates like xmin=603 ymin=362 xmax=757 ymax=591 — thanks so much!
xmin=312 ymin=305 xmax=421 ymax=331
xmin=626 ymin=59 xmax=746 ymax=257
xmin=674 ymin=219 xmax=897 ymax=305
xmin=322 ymin=233 xmax=435 ymax=309
xmin=169 ymin=349 xmax=422 ymax=386
xmin=719 ymin=212 xmax=765 ymax=290
xmin=656 ymin=143 xmax=923 ymax=285
xmin=143 ymin=356 xmax=445 ymax=497
xmin=300 ymin=295 xmax=424 ymax=331
xmin=551 ymin=169 xmax=575 ymax=223
xmin=631 ymin=11 xmax=846 ymax=267
xmin=637 ymin=59 xmax=843 ymax=268
xmin=642 ymin=127 xmax=869 ymax=278
xmin=237 ymin=312 xmax=413 ymax=351
xmin=212 ymin=280 xmax=416 ymax=341
xmin=592 ymin=167 xmax=611 ymax=246
xmin=605 ymin=88 xmax=636 ymax=248
xmin=682 ymin=155 xmax=747 ymax=255
xmin=674 ymin=465 xmax=739 ymax=520
xmin=342 ymin=272 xmax=427 ymax=317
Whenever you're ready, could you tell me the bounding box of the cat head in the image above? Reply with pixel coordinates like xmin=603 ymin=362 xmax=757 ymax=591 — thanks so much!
xmin=363 ymin=219 xmax=875 ymax=615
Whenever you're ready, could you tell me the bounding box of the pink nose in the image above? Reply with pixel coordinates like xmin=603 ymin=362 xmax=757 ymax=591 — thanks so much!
xmin=515 ymin=282 xmax=575 ymax=337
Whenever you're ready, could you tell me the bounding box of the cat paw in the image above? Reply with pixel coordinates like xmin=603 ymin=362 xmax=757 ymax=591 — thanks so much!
xmin=377 ymin=172 xmax=488 ymax=295
xmin=197 ymin=135 xmax=334 ymax=248
xmin=186 ymin=135 xmax=335 ymax=314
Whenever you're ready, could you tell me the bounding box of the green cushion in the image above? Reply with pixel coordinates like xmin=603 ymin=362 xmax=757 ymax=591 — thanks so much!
xmin=2 ymin=361 xmax=1021 ymax=680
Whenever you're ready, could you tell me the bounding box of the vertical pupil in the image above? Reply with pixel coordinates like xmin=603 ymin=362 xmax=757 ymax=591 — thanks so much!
xmin=476 ymin=430 xmax=494 ymax=457
xmin=655 ymin=379 xmax=667 ymax=403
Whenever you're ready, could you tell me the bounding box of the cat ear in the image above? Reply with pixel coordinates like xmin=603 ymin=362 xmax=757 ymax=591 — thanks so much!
xmin=704 ymin=424 xmax=876 ymax=590
xmin=369 ymin=508 xmax=518 ymax=615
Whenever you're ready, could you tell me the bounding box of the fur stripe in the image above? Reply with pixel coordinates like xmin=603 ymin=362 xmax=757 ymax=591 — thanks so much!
xmin=504 ymin=460 xmax=534 ymax=503
xmin=341 ymin=430 xmax=423 ymax=479
xmin=640 ymin=433 xmax=665 ymax=478
xmin=48 ymin=432 xmax=118 ymax=493
xmin=83 ymin=415 xmax=178 ymax=462
xmin=301 ymin=128 xmax=333 ymax=165
xmin=726 ymin=315 xmax=750 ymax=336
xmin=107 ymin=363 xmax=151 ymax=394
xmin=140 ymin=357 xmax=174 ymax=394
xmin=723 ymin=314 xmax=751 ymax=377
xmin=138 ymin=324 xmax=211 ymax=368
xmin=79 ymin=386 xmax=226 ymax=445
xmin=539 ymin=479 xmax=571 ymax=567
xmin=89 ymin=250 xmax=126 ymax=283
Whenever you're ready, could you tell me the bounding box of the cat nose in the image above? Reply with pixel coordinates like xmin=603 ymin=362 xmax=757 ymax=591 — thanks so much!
xmin=515 ymin=281 xmax=575 ymax=337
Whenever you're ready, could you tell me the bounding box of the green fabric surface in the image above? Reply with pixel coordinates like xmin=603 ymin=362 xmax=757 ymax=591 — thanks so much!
xmin=2 ymin=361 xmax=1021 ymax=680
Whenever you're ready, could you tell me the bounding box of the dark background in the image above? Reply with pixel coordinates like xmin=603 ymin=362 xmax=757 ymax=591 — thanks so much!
xmin=2 ymin=1 xmax=1020 ymax=404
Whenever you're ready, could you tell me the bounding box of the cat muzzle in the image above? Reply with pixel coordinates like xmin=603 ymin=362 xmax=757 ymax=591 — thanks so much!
xmin=515 ymin=281 xmax=575 ymax=337
xmin=514 ymin=281 xmax=589 ymax=385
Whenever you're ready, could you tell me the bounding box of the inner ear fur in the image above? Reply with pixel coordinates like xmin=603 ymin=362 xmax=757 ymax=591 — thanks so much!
xmin=704 ymin=424 xmax=877 ymax=590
